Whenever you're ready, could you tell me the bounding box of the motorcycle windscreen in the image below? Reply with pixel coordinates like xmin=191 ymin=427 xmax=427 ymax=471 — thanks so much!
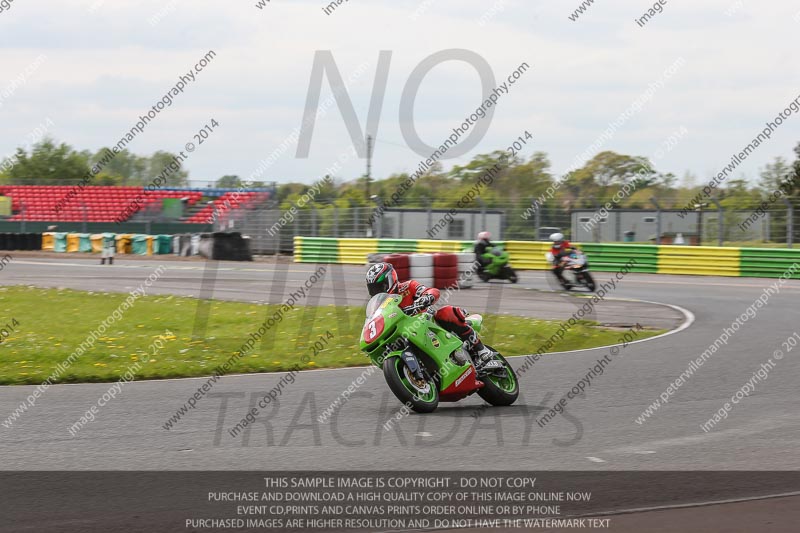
xmin=365 ymin=293 xmax=394 ymax=317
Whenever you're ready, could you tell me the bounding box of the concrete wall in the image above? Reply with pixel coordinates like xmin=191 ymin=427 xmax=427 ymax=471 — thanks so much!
xmin=572 ymin=210 xmax=768 ymax=242
xmin=379 ymin=208 xmax=504 ymax=240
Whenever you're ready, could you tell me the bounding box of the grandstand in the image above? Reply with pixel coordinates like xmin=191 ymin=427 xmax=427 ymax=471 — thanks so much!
xmin=0 ymin=185 xmax=272 ymax=223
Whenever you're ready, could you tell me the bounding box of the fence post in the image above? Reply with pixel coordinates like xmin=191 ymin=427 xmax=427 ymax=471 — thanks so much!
xmin=783 ymin=197 xmax=793 ymax=248
xmin=370 ymin=196 xmax=384 ymax=238
xmin=81 ymin=202 xmax=88 ymax=234
xmin=588 ymin=195 xmax=599 ymax=242
xmin=533 ymin=197 xmax=541 ymax=240
xmin=425 ymin=200 xmax=432 ymax=238
xmin=477 ymin=197 xmax=487 ymax=232
xmin=333 ymin=205 xmax=339 ymax=237
xmin=709 ymin=197 xmax=723 ymax=246
xmin=650 ymin=197 xmax=662 ymax=245
xmin=311 ymin=206 xmax=318 ymax=237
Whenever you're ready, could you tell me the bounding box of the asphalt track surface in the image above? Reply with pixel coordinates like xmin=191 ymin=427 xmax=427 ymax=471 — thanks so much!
xmin=1 ymin=255 xmax=799 ymax=531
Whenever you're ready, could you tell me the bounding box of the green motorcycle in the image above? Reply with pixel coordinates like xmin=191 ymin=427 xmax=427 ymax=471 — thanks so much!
xmin=479 ymin=245 xmax=518 ymax=283
xmin=360 ymin=293 xmax=519 ymax=413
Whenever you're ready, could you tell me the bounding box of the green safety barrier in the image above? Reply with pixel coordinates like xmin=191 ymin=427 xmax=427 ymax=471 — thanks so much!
xmin=295 ymin=237 xmax=340 ymax=263
xmin=377 ymin=239 xmax=418 ymax=253
xmin=739 ymin=248 xmax=800 ymax=279
xmin=578 ymin=243 xmax=659 ymax=274
xmin=294 ymin=236 xmax=800 ymax=279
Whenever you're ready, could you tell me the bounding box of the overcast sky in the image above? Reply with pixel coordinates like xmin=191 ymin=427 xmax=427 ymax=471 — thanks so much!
xmin=1 ymin=0 xmax=799 ymax=186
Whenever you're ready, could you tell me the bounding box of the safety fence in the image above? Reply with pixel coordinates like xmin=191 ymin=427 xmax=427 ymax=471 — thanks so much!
xmin=293 ymin=237 xmax=800 ymax=279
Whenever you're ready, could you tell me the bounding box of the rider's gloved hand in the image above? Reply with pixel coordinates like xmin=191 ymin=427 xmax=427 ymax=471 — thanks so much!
xmin=417 ymin=293 xmax=435 ymax=309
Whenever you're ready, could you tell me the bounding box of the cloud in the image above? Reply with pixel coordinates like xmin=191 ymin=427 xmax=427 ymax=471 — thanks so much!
xmin=0 ymin=0 xmax=797 ymax=184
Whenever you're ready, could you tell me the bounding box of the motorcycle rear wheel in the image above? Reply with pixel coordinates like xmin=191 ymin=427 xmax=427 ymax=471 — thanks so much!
xmin=383 ymin=356 xmax=439 ymax=413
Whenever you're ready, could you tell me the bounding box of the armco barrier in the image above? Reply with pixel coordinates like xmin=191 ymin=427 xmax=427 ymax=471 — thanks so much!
xmin=657 ymin=245 xmax=740 ymax=277
xmin=293 ymin=237 xmax=800 ymax=279
xmin=295 ymin=237 xmax=339 ymax=263
xmin=739 ymin=248 xmax=800 ymax=279
xmin=504 ymin=240 xmax=551 ymax=270
xmin=339 ymin=238 xmax=378 ymax=264
xmin=417 ymin=240 xmax=468 ymax=253
xmin=377 ymin=239 xmax=418 ymax=254
xmin=580 ymin=243 xmax=659 ymax=274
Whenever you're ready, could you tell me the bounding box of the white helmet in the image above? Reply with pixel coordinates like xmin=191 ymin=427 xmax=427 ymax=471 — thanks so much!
xmin=550 ymin=232 xmax=564 ymax=245
xmin=477 ymin=231 xmax=491 ymax=241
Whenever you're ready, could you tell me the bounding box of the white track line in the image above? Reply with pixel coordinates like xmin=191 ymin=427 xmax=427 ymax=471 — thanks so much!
xmin=577 ymin=490 xmax=800 ymax=520
xmin=0 ymin=298 xmax=695 ymax=389
xmin=384 ymin=490 xmax=800 ymax=533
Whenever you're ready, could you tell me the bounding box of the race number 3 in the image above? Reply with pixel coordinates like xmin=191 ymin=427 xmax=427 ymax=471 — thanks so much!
xmin=363 ymin=316 xmax=385 ymax=343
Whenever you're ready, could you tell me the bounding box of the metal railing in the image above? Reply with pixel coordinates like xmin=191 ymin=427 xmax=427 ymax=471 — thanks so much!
xmin=222 ymin=199 xmax=799 ymax=255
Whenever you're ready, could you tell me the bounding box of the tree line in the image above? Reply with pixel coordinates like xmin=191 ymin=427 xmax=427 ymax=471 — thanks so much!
xmin=3 ymin=137 xmax=799 ymax=215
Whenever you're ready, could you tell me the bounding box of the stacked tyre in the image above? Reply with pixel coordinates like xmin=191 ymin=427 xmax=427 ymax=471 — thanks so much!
xmin=456 ymin=252 xmax=477 ymax=289
xmin=408 ymin=253 xmax=434 ymax=286
xmin=367 ymin=253 xmax=389 ymax=265
xmin=433 ymin=253 xmax=458 ymax=289
xmin=384 ymin=253 xmax=411 ymax=282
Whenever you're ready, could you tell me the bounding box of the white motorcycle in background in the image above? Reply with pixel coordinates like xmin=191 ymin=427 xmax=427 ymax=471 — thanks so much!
xmin=545 ymin=249 xmax=596 ymax=292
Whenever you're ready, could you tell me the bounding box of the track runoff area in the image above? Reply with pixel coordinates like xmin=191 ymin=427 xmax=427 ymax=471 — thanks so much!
xmin=1 ymin=257 xmax=799 ymax=532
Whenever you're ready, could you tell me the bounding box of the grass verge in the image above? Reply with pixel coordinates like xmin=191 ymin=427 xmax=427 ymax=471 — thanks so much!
xmin=0 ymin=286 xmax=664 ymax=385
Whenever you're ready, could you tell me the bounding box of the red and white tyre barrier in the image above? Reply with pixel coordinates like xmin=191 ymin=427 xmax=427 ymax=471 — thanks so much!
xmin=456 ymin=252 xmax=477 ymax=288
xmin=384 ymin=253 xmax=411 ymax=282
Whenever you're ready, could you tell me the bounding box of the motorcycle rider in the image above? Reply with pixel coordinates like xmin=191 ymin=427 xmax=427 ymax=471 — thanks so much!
xmin=474 ymin=231 xmax=493 ymax=273
xmin=366 ymin=262 xmax=494 ymax=368
xmin=549 ymin=232 xmax=576 ymax=287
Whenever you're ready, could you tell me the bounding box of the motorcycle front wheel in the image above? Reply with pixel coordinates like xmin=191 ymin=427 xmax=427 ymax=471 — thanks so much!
xmin=383 ymin=356 xmax=439 ymax=413
xmin=582 ymin=271 xmax=596 ymax=292
xmin=504 ymin=266 xmax=518 ymax=283
xmin=477 ymin=351 xmax=519 ymax=406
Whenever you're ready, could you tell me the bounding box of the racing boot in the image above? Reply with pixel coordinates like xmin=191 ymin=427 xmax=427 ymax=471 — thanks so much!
xmin=470 ymin=342 xmax=494 ymax=371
